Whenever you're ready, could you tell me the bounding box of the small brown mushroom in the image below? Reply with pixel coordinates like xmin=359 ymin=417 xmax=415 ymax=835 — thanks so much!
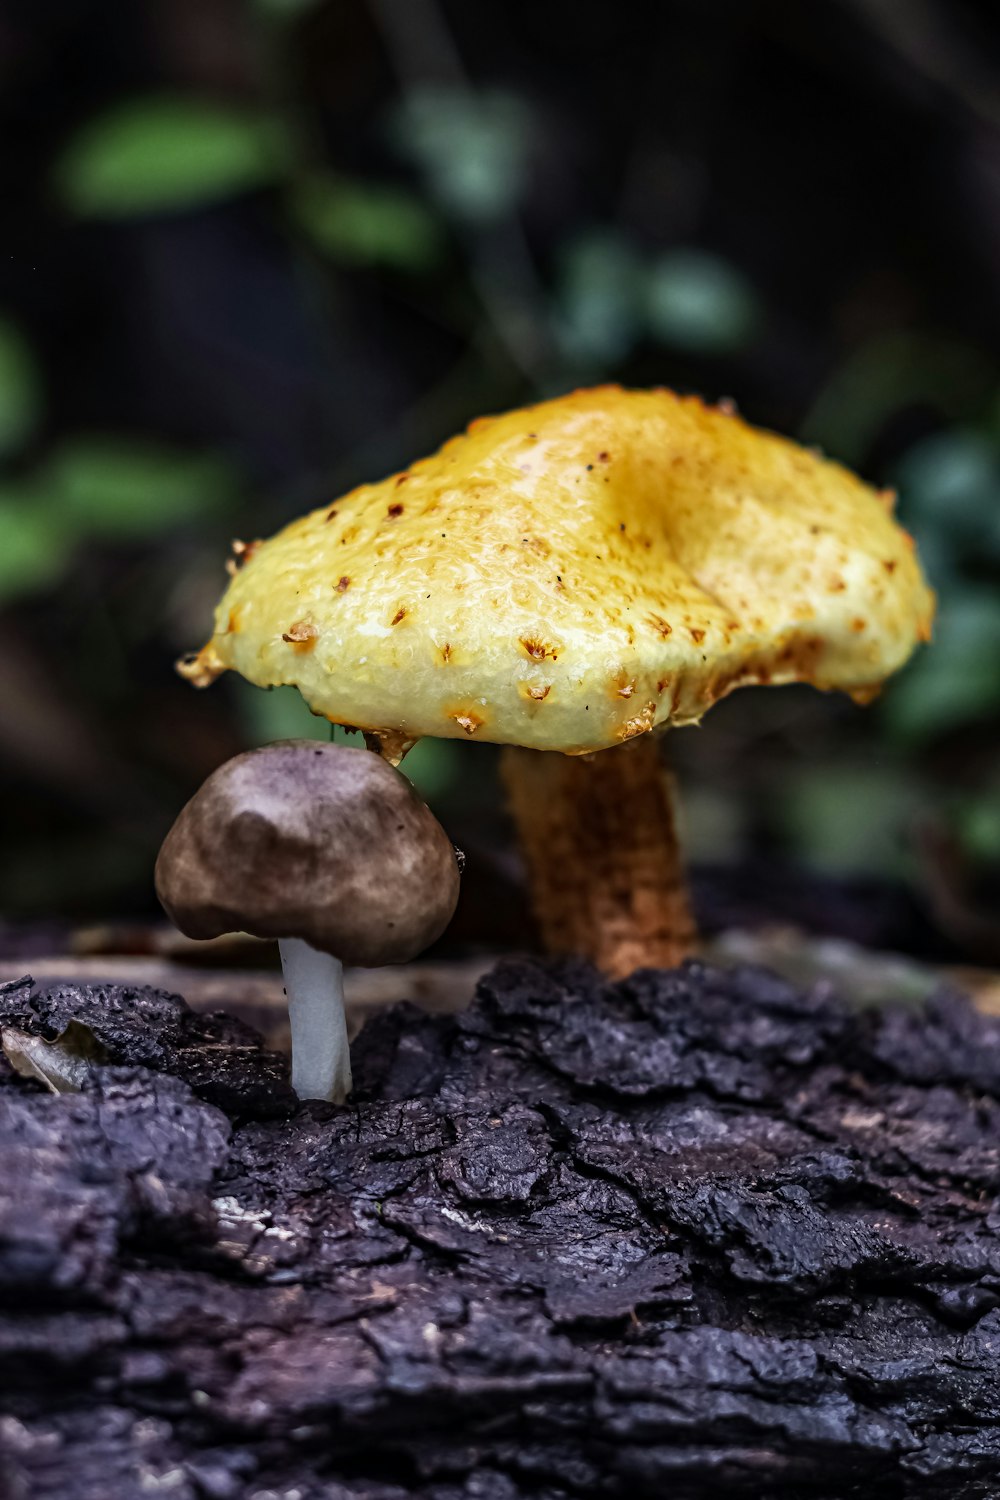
xmin=155 ymin=740 xmax=461 ymax=1103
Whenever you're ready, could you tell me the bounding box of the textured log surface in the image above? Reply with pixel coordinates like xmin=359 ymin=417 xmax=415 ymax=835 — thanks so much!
xmin=3 ymin=960 xmax=1000 ymax=1499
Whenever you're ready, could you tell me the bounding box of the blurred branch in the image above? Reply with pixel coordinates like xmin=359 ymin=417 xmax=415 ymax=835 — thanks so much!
xmin=368 ymin=0 xmax=467 ymax=81
xmin=368 ymin=0 xmax=557 ymax=389
xmin=616 ymin=0 xmax=745 ymax=242
xmin=844 ymin=0 xmax=1000 ymax=131
xmin=914 ymin=816 xmax=1000 ymax=964
xmin=0 ymin=623 xmax=140 ymax=815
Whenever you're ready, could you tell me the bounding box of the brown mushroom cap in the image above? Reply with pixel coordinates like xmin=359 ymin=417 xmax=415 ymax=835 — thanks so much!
xmin=155 ymin=740 xmax=461 ymax=967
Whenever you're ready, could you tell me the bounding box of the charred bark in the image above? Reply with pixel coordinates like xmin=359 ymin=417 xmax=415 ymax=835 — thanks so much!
xmin=3 ymin=960 xmax=1000 ymax=1498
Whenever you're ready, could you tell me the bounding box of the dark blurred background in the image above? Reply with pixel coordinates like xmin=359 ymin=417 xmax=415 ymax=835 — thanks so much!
xmin=0 ymin=0 xmax=998 ymax=962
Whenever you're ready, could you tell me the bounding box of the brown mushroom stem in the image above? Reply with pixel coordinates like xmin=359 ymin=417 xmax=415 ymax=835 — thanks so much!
xmin=500 ymin=734 xmax=696 ymax=980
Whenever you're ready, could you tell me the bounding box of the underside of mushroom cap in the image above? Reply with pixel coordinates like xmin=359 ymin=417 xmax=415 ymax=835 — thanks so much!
xmin=181 ymin=386 xmax=935 ymax=754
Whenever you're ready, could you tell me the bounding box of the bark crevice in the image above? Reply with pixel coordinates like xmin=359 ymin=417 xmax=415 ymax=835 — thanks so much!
xmin=3 ymin=959 xmax=1000 ymax=1497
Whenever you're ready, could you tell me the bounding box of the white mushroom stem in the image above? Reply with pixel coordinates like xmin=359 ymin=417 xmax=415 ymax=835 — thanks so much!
xmin=277 ymin=937 xmax=352 ymax=1104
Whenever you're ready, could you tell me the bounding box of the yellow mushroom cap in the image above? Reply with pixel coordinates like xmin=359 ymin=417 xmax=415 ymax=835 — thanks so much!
xmin=182 ymin=386 xmax=934 ymax=754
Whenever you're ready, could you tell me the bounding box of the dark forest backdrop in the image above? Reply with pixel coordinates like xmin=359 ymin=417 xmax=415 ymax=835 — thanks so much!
xmin=0 ymin=0 xmax=998 ymax=961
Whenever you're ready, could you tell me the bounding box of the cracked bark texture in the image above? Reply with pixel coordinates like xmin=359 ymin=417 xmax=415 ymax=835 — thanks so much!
xmin=3 ymin=959 xmax=1000 ymax=1499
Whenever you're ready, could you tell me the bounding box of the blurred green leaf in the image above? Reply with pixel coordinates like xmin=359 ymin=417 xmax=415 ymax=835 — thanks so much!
xmin=390 ymin=88 xmax=531 ymax=225
xmin=894 ymin=428 xmax=1000 ymax=555
xmin=679 ymin=785 xmax=747 ymax=864
xmin=0 ymin=484 xmax=71 ymax=604
xmin=54 ymin=97 xmax=288 ymax=218
xmin=557 ymin=231 xmax=644 ymax=365
xmin=45 ymin=437 xmax=240 ymax=536
xmin=885 ymin=659 xmax=1000 ymax=743
xmin=400 ymin=737 xmax=461 ymax=802
xmin=882 ymin=591 xmax=1000 ymax=742
xmin=780 ymin=762 xmax=920 ymax=877
xmin=234 ymin=678 xmax=460 ymax=801
xmin=0 ymin=437 xmax=242 ymax=606
xmin=291 ymin=174 xmax=444 ymax=271
xmin=235 ymin=680 xmax=330 ymax=745
xmin=0 ymin=318 xmax=43 ymax=459
xmin=645 ymin=249 xmax=760 ymax=356
xmin=801 ymin=334 xmax=994 ymax=466
xmin=902 ymin=523 xmax=960 ymax=594
xmin=956 ymin=793 xmax=1000 ymax=864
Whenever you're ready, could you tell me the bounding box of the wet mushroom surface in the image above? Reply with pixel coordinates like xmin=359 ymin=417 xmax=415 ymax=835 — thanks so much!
xmin=3 ymin=958 xmax=1000 ymax=1498
xmin=179 ymin=385 xmax=934 ymax=979
xmin=154 ymin=740 xmax=461 ymax=1104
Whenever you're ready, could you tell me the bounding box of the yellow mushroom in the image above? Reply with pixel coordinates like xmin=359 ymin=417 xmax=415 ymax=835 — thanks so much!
xmin=178 ymin=385 xmax=934 ymax=979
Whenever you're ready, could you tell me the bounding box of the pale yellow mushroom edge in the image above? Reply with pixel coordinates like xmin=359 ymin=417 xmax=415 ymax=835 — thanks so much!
xmin=180 ymin=386 xmax=935 ymax=755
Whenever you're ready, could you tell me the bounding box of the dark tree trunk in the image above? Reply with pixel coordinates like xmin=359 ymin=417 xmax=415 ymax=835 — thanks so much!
xmin=3 ymin=959 xmax=1000 ymax=1498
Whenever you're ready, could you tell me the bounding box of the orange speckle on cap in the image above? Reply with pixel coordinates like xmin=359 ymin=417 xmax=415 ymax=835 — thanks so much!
xmin=226 ymin=539 xmax=260 ymax=577
xmin=619 ymin=702 xmax=657 ymax=740
xmin=282 ymin=620 xmax=319 ymax=650
xmin=196 ymin=384 xmax=935 ymax=754
xmin=520 ymin=637 xmax=556 ymax=661
xmin=452 ymin=710 xmax=483 ymax=736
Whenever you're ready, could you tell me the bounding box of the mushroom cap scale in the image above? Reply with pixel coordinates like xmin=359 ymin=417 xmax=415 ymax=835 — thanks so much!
xmin=183 ymin=386 xmax=934 ymax=755
xmin=155 ymin=741 xmax=461 ymax=968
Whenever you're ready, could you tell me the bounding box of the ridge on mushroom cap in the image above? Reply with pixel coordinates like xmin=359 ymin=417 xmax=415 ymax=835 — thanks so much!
xmin=180 ymin=386 xmax=935 ymax=755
